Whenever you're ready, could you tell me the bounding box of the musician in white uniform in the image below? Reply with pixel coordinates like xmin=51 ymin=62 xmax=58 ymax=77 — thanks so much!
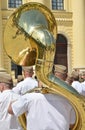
xmin=71 ymin=71 xmax=82 ymax=94
xmin=54 ymin=64 xmax=67 ymax=81
xmin=8 ymin=92 xmax=76 ymax=130
xmin=12 ymin=66 xmax=38 ymax=95
xmin=81 ymin=72 xmax=85 ymax=96
xmin=0 ymin=72 xmax=22 ymax=130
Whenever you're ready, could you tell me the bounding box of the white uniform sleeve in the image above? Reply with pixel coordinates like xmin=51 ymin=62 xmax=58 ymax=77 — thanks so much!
xmin=72 ymin=82 xmax=82 ymax=94
xmin=12 ymin=96 xmax=28 ymax=117
xmin=12 ymin=82 xmax=22 ymax=95
xmin=81 ymin=83 xmax=85 ymax=96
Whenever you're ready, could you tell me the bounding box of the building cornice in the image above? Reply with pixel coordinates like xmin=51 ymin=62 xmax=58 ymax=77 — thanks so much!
xmin=52 ymin=11 xmax=73 ymax=26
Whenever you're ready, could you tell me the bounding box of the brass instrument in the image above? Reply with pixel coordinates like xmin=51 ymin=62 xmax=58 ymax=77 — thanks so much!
xmin=4 ymin=2 xmax=85 ymax=130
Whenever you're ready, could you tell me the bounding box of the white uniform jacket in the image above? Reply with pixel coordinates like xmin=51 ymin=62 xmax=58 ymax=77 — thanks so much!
xmin=13 ymin=77 xmax=38 ymax=95
xmin=0 ymin=90 xmax=22 ymax=130
xmin=12 ymin=93 xmax=76 ymax=130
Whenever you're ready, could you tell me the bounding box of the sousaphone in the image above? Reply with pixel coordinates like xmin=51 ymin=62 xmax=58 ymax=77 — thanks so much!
xmin=4 ymin=2 xmax=85 ymax=130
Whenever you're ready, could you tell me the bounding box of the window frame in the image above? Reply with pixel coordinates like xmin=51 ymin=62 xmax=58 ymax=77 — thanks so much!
xmin=52 ymin=0 xmax=64 ymax=10
xmin=8 ymin=0 xmax=22 ymax=8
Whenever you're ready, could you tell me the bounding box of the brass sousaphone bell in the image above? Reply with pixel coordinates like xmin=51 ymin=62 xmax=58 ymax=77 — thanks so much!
xmin=4 ymin=2 xmax=56 ymax=66
xmin=4 ymin=2 xmax=85 ymax=130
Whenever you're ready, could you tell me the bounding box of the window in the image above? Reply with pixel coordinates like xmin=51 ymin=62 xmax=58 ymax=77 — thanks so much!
xmin=52 ymin=0 xmax=64 ymax=10
xmin=54 ymin=34 xmax=67 ymax=67
xmin=8 ymin=0 xmax=22 ymax=8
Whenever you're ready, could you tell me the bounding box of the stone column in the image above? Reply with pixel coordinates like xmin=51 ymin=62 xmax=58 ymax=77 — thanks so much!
xmin=67 ymin=43 xmax=72 ymax=74
xmin=72 ymin=0 xmax=85 ymax=68
xmin=0 ymin=2 xmax=6 ymax=72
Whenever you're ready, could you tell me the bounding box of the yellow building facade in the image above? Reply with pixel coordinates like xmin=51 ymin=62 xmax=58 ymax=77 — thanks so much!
xmin=0 ymin=0 xmax=85 ymax=76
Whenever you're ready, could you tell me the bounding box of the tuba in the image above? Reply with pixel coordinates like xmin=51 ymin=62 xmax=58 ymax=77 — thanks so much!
xmin=4 ymin=2 xmax=85 ymax=130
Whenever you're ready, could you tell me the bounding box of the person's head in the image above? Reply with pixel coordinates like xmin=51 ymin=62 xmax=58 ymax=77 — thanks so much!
xmin=65 ymin=75 xmax=74 ymax=85
xmin=81 ymin=72 xmax=85 ymax=81
xmin=0 ymin=72 xmax=13 ymax=92
xmin=71 ymin=71 xmax=79 ymax=81
xmin=54 ymin=64 xmax=67 ymax=81
xmin=22 ymin=66 xmax=34 ymax=78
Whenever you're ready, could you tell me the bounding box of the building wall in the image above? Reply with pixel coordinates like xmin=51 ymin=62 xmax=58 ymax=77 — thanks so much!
xmin=71 ymin=0 xmax=85 ymax=69
xmin=0 ymin=1 xmax=6 ymax=72
xmin=0 ymin=0 xmax=85 ymax=74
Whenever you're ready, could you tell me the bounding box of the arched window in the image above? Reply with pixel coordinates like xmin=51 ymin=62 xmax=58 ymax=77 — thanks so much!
xmin=52 ymin=0 xmax=64 ymax=10
xmin=8 ymin=0 xmax=22 ymax=8
xmin=54 ymin=34 xmax=67 ymax=67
